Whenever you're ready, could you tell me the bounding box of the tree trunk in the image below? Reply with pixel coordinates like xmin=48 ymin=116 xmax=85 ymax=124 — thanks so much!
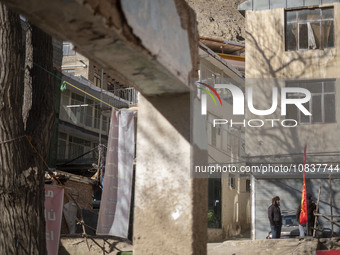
xmin=24 ymin=22 xmax=55 ymax=159
xmin=0 ymin=4 xmax=55 ymax=254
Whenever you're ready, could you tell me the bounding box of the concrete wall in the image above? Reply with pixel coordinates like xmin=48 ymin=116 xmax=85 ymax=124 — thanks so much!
xmin=221 ymin=176 xmax=250 ymax=238
xmin=134 ymin=93 xmax=207 ymax=255
xmin=254 ymin=178 xmax=340 ymax=239
xmin=244 ymin=3 xmax=340 ymax=157
xmin=4 ymin=0 xmax=199 ymax=95
xmin=245 ymin=3 xmax=340 ymax=79
xmin=244 ymin=78 xmax=340 ymax=158
xmin=62 ymin=50 xmax=90 ymax=78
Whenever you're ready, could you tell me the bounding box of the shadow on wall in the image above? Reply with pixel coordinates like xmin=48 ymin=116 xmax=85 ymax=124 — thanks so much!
xmin=246 ymin=10 xmax=335 ymax=79
xmin=244 ymin=11 xmax=337 ymax=157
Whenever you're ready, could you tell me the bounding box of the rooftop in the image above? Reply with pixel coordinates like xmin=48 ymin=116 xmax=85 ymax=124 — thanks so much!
xmin=238 ymin=0 xmax=338 ymax=13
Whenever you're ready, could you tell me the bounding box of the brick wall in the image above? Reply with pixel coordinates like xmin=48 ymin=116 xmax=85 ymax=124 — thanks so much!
xmin=61 ymin=180 xmax=95 ymax=234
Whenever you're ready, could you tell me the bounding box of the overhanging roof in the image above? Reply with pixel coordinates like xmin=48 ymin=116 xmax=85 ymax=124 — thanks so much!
xmin=238 ymin=0 xmax=338 ymax=13
xmin=199 ymin=42 xmax=245 ymax=83
xmin=200 ymin=37 xmax=245 ymax=55
xmin=62 ymin=73 xmax=130 ymax=109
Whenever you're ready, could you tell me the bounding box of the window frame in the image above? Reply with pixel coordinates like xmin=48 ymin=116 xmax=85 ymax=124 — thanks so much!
xmin=228 ymin=174 xmax=235 ymax=189
xmin=246 ymin=179 xmax=251 ymax=193
xmin=285 ymin=7 xmax=334 ymax=51
xmin=62 ymin=42 xmax=76 ymax=56
xmin=286 ymin=79 xmax=336 ymax=124
xmin=63 ymin=69 xmax=75 ymax=75
xmin=94 ymin=73 xmax=101 ymax=87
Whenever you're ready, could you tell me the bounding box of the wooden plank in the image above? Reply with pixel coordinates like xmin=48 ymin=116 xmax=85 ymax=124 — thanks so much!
xmin=313 ymin=186 xmax=321 ymax=237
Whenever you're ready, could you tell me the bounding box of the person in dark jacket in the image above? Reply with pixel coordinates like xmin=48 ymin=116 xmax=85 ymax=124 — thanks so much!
xmin=297 ymin=193 xmax=316 ymax=237
xmin=307 ymin=194 xmax=317 ymax=235
xmin=268 ymin=196 xmax=282 ymax=238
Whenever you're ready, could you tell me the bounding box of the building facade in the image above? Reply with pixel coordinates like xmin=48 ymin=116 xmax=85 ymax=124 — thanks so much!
xmin=239 ymin=0 xmax=340 ymax=239
xmin=55 ymin=42 xmax=134 ymax=174
xmin=198 ymin=41 xmax=251 ymax=241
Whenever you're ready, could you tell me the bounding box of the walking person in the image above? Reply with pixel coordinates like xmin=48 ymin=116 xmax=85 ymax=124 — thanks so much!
xmin=268 ymin=196 xmax=282 ymax=239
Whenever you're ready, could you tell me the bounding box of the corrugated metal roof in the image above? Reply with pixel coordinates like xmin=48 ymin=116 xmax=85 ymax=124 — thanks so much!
xmin=238 ymin=0 xmax=338 ymax=11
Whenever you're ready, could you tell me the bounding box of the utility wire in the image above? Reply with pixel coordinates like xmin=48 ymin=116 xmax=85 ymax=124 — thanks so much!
xmin=58 ymin=146 xmax=99 ymax=166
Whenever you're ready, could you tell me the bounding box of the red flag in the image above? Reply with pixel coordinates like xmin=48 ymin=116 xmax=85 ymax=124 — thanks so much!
xmin=300 ymin=144 xmax=308 ymax=225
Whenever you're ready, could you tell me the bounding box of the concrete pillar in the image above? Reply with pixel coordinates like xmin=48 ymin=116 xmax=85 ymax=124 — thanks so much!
xmin=134 ymin=93 xmax=208 ymax=254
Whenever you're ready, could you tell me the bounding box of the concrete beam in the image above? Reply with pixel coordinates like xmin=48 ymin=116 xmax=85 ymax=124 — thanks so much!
xmin=2 ymin=0 xmax=198 ymax=95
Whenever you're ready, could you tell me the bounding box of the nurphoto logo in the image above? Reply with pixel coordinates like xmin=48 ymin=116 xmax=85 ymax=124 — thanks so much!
xmin=196 ymin=81 xmax=312 ymax=128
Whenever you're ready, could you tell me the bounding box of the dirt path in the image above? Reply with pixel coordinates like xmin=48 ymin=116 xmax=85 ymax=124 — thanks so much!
xmin=208 ymin=239 xmax=319 ymax=255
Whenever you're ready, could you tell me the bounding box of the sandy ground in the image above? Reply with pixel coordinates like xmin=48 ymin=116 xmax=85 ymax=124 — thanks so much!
xmin=59 ymin=236 xmax=133 ymax=255
xmin=208 ymin=238 xmax=320 ymax=255
xmin=59 ymin=236 xmax=340 ymax=255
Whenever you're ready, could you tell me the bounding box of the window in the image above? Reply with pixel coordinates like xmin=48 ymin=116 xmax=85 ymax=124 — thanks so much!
xmin=68 ymin=135 xmax=91 ymax=159
xmin=207 ymin=114 xmax=216 ymax=146
xmin=285 ymin=8 xmax=334 ymax=51
xmin=107 ymin=82 xmax=114 ymax=92
xmin=222 ymin=129 xmax=229 ymax=152
xmin=207 ymin=113 xmax=232 ymax=151
xmin=246 ymin=179 xmax=251 ymax=193
xmin=70 ymin=93 xmax=85 ymax=124
xmin=102 ymin=115 xmax=108 ymax=132
xmin=57 ymin=132 xmax=67 ymax=159
xmin=85 ymin=99 xmax=94 ymax=127
xmin=208 ymin=178 xmax=222 ymax=228
xmin=63 ymin=42 xmax=76 ymax=56
xmin=94 ymin=105 xmax=101 ymax=129
xmin=57 ymin=132 xmax=97 ymax=161
xmin=94 ymin=74 xmax=101 ymax=87
xmin=63 ymin=69 xmax=75 ymax=75
xmin=215 ymin=125 xmax=221 ymax=149
xmin=286 ymin=80 xmax=336 ymax=124
xmin=229 ymin=174 xmax=235 ymax=189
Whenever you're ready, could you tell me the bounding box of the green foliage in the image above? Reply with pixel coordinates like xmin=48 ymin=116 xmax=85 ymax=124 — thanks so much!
xmin=208 ymin=210 xmax=221 ymax=228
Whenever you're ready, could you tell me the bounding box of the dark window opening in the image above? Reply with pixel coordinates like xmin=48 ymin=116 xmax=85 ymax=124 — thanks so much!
xmin=246 ymin=179 xmax=251 ymax=193
xmin=229 ymin=174 xmax=235 ymax=189
xmin=94 ymin=74 xmax=101 ymax=87
xmin=208 ymin=177 xmax=222 ymax=228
